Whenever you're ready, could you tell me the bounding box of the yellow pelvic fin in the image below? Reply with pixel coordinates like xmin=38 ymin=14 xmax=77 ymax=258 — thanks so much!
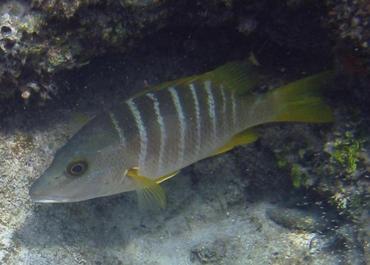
xmin=126 ymin=167 xmax=166 ymax=209
xmin=155 ymin=170 xmax=180 ymax=184
xmin=211 ymin=129 xmax=259 ymax=157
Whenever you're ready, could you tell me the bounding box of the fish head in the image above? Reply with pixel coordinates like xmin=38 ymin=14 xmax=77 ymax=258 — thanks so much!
xmin=30 ymin=113 xmax=135 ymax=203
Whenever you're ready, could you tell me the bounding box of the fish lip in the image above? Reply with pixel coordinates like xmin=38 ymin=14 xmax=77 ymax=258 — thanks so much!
xmin=29 ymin=173 xmax=73 ymax=203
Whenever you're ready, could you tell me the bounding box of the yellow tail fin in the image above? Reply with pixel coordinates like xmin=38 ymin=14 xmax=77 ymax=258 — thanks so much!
xmin=252 ymin=71 xmax=334 ymax=124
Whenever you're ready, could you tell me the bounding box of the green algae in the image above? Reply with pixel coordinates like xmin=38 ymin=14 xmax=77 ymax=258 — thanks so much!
xmin=329 ymin=131 xmax=364 ymax=178
xmin=273 ymin=139 xmax=314 ymax=189
xmin=290 ymin=163 xmax=309 ymax=189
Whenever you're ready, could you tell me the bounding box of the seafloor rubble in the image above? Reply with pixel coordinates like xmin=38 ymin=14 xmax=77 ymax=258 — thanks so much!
xmin=0 ymin=0 xmax=369 ymax=264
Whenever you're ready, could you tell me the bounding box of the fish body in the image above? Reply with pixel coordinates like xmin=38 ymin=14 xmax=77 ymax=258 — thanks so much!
xmin=30 ymin=62 xmax=333 ymax=204
xmin=115 ymin=81 xmax=249 ymax=178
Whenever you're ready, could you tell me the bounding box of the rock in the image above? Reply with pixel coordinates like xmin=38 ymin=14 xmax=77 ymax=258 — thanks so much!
xmin=326 ymin=0 xmax=370 ymax=64
xmin=190 ymin=239 xmax=227 ymax=264
xmin=266 ymin=206 xmax=330 ymax=232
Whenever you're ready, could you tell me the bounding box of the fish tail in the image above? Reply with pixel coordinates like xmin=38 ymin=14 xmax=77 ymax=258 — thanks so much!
xmin=245 ymin=71 xmax=334 ymax=125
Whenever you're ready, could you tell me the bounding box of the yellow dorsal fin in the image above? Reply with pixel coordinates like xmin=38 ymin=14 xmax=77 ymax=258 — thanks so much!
xmin=211 ymin=129 xmax=259 ymax=157
xmin=131 ymin=60 xmax=261 ymax=99
xmin=126 ymin=167 xmax=166 ymax=209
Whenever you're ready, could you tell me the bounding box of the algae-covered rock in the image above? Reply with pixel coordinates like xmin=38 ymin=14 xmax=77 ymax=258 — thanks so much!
xmin=266 ymin=206 xmax=330 ymax=232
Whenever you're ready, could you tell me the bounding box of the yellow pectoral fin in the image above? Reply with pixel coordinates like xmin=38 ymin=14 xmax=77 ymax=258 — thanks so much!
xmin=211 ymin=129 xmax=259 ymax=157
xmin=126 ymin=167 xmax=166 ymax=209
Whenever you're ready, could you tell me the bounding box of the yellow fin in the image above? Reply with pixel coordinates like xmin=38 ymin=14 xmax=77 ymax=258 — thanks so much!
xmin=248 ymin=51 xmax=260 ymax=66
xmin=69 ymin=112 xmax=95 ymax=132
xmin=72 ymin=112 xmax=92 ymax=124
xmin=127 ymin=167 xmax=166 ymax=209
xmin=267 ymin=71 xmax=334 ymax=123
xmin=212 ymin=129 xmax=259 ymax=156
xmin=155 ymin=171 xmax=180 ymax=184
xmin=131 ymin=60 xmax=261 ymax=99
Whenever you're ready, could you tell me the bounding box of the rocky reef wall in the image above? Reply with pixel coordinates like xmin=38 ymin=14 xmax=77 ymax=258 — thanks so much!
xmin=3 ymin=0 xmax=368 ymax=104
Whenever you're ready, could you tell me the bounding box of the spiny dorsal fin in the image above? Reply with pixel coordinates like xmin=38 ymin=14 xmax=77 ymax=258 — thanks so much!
xmin=126 ymin=167 xmax=166 ymax=209
xmin=248 ymin=51 xmax=261 ymax=66
xmin=197 ymin=61 xmax=261 ymax=95
xmin=69 ymin=112 xmax=95 ymax=133
xmin=133 ymin=61 xmax=261 ymax=98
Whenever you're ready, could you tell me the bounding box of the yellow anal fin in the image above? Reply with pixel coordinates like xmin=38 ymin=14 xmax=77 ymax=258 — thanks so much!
xmin=127 ymin=167 xmax=166 ymax=209
xmin=155 ymin=170 xmax=180 ymax=184
xmin=211 ymin=129 xmax=259 ymax=157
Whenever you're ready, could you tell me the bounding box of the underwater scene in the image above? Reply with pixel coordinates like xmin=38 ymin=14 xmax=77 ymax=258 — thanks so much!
xmin=0 ymin=1 xmax=369 ymax=264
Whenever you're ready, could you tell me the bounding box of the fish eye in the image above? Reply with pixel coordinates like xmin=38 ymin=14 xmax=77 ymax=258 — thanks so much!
xmin=67 ymin=161 xmax=88 ymax=177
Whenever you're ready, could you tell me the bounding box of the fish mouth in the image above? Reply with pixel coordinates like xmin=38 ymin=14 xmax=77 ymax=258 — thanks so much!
xmin=30 ymin=194 xmax=76 ymax=203
xmin=30 ymin=185 xmax=83 ymax=203
xmin=29 ymin=180 xmax=96 ymax=203
xmin=29 ymin=189 xmax=76 ymax=203
xmin=31 ymin=198 xmax=69 ymax=203
xmin=29 ymin=176 xmax=76 ymax=203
